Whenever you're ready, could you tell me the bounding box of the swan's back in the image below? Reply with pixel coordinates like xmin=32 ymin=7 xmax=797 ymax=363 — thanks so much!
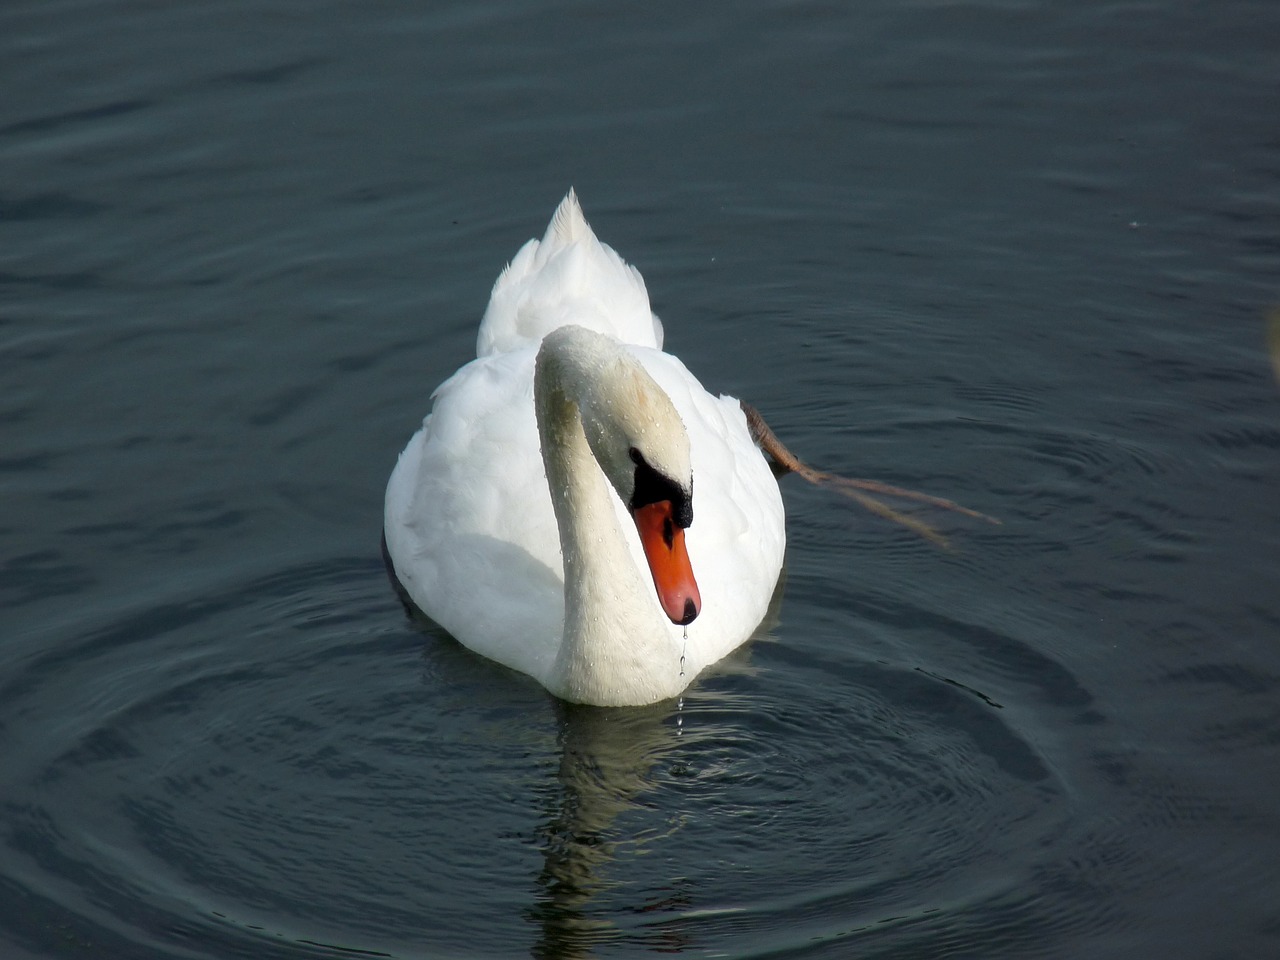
xmin=476 ymin=190 xmax=664 ymax=358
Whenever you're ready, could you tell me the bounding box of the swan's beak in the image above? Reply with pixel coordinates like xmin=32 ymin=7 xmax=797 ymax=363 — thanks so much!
xmin=632 ymin=500 xmax=701 ymax=626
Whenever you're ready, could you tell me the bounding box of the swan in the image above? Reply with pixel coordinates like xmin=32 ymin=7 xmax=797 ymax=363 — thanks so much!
xmin=383 ymin=191 xmax=785 ymax=706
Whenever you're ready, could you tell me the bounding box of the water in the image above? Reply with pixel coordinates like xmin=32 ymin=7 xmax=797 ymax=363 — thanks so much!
xmin=3 ymin=1 xmax=1278 ymax=957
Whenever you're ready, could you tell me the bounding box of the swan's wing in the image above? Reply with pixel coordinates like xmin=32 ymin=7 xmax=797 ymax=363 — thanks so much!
xmin=632 ymin=348 xmax=787 ymax=670
xmin=383 ymin=347 xmax=565 ymax=681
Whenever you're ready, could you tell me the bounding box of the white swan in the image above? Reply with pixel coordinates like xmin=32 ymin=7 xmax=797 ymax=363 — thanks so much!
xmin=384 ymin=191 xmax=785 ymax=706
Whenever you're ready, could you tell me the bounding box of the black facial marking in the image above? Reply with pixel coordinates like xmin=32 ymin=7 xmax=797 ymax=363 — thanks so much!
xmin=628 ymin=446 xmax=694 ymax=528
xmin=662 ymin=517 xmax=674 ymax=548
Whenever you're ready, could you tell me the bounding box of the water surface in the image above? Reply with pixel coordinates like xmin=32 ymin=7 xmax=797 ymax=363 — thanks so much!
xmin=3 ymin=2 xmax=1278 ymax=958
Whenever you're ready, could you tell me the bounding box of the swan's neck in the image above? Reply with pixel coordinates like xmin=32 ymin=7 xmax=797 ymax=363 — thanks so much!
xmin=535 ymin=357 xmax=683 ymax=705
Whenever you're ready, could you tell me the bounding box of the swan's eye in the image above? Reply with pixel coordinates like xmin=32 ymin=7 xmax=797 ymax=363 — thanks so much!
xmin=629 ymin=450 xmax=693 ymax=529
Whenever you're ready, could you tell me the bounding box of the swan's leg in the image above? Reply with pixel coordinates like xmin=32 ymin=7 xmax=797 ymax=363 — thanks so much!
xmin=740 ymin=401 xmax=1000 ymax=547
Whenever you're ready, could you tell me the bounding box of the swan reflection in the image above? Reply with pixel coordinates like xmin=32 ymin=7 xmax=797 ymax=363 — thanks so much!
xmin=528 ymin=697 xmax=698 ymax=958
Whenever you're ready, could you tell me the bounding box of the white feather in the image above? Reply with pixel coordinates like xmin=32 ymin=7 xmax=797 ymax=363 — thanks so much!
xmin=384 ymin=192 xmax=785 ymax=705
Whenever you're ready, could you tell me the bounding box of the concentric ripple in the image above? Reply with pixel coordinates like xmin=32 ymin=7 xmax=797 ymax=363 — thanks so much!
xmin=0 ymin=553 xmax=1103 ymax=959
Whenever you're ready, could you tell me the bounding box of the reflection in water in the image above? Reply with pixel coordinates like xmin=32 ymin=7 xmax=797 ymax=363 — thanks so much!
xmin=529 ymin=700 xmax=691 ymax=959
xmin=526 ymin=569 xmax=789 ymax=956
xmin=386 ymin=534 xmax=747 ymax=955
xmin=526 ymin=577 xmax=786 ymax=957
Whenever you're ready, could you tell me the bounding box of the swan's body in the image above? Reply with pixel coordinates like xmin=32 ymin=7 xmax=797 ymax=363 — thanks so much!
xmin=384 ymin=192 xmax=784 ymax=705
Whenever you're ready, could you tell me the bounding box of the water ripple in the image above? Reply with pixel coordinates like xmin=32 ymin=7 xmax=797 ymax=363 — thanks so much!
xmin=0 ymin=556 xmax=1099 ymax=958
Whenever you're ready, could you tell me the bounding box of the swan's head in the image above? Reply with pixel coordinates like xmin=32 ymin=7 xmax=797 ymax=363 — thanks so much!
xmin=620 ymin=442 xmax=700 ymax=627
xmin=537 ymin=325 xmax=702 ymax=626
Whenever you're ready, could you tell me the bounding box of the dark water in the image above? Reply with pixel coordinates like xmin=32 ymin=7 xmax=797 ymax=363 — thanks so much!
xmin=3 ymin=1 xmax=1278 ymax=957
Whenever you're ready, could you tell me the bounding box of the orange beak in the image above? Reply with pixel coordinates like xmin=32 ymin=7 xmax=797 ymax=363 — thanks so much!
xmin=632 ymin=500 xmax=701 ymax=625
